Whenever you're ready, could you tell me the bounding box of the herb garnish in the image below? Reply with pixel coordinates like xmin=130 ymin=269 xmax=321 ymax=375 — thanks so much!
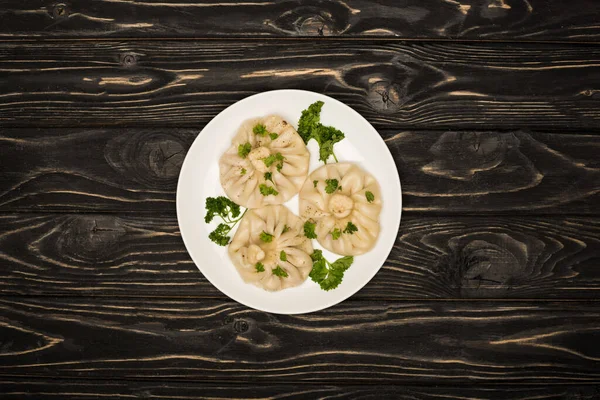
xmin=204 ymin=196 xmax=246 ymax=246
xmin=325 ymin=179 xmax=338 ymax=194
xmin=343 ymin=221 xmax=358 ymax=235
xmin=259 ymin=231 xmax=274 ymax=243
xmin=309 ymin=250 xmax=354 ymax=291
xmin=253 ymin=124 xmax=268 ymax=136
xmin=303 ymin=220 xmax=317 ymax=239
xmin=263 ymin=152 xmax=285 ymax=171
xmin=365 ymin=191 xmax=374 ymax=203
xmin=259 ymin=184 xmax=279 ymax=196
xmin=238 ymin=143 xmax=252 ymax=158
xmin=297 ymin=101 xmax=345 ymax=163
xmin=272 ymin=265 xmax=289 ymax=278
xmin=331 ymin=228 xmax=341 ymax=240
xmin=255 ymin=262 xmax=265 ymax=272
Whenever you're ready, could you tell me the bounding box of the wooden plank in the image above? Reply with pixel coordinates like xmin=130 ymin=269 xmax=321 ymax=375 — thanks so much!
xmin=0 ymin=298 xmax=599 ymax=383
xmin=3 ymin=0 xmax=600 ymax=42
xmin=1 ymin=213 xmax=599 ymax=299
xmin=1 ymin=40 xmax=600 ymax=129
xmin=2 ymin=128 xmax=599 ymax=214
xmin=1 ymin=378 xmax=599 ymax=400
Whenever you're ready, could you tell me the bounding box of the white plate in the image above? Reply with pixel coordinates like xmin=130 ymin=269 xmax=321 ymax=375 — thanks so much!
xmin=177 ymin=89 xmax=401 ymax=314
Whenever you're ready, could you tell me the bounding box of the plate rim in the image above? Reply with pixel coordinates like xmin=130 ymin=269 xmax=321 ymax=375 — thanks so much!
xmin=176 ymin=89 xmax=402 ymax=314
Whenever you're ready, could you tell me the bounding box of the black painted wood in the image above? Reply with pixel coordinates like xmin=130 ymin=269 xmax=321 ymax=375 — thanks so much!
xmin=1 ymin=41 xmax=600 ymax=129
xmin=2 ymin=0 xmax=600 ymax=41
xmin=0 ymin=298 xmax=599 ymax=383
xmin=2 ymin=128 xmax=599 ymax=214
xmin=1 ymin=213 xmax=599 ymax=299
xmin=1 ymin=378 xmax=599 ymax=399
xmin=1 ymin=0 xmax=599 ymax=394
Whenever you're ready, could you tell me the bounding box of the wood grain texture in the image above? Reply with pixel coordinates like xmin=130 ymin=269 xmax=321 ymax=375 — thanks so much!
xmin=1 ymin=213 xmax=599 ymax=299
xmin=2 ymin=379 xmax=599 ymax=400
xmin=2 ymin=40 xmax=600 ymax=129
xmin=2 ymin=128 xmax=599 ymax=213
xmin=3 ymin=0 xmax=600 ymax=41
xmin=0 ymin=298 xmax=599 ymax=383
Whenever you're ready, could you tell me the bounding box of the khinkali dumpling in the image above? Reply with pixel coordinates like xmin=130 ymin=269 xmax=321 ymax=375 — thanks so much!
xmin=299 ymin=163 xmax=382 ymax=256
xmin=219 ymin=115 xmax=310 ymax=209
xmin=228 ymin=205 xmax=314 ymax=291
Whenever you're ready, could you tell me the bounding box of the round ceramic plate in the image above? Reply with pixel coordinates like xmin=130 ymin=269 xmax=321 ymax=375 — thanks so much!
xmin=177 ymin=89 xmax=401 ymax=314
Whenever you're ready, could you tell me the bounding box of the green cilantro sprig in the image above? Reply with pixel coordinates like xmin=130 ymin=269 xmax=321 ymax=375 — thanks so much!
xmin=263 ymin=152 xmax=285 ymax=171
xmin=309 ymin=250 xmax=354 ymax=291
xmin=238 ymin=142 xmax=252 ymax=158
xmin=331 ymin=228 xmax=341 ymax=240
xmin=259 ymin=184 xmax=279 ymax=196
xmin=272 ymin=265 xmax=289 ymax=278
xmin=260 ymin=231 xmax=274 ymax=243
xmin=366 ymin=191 xmax=375 ymax=203
xmin=297 ymin=101 xmax=345 ymax=164
xmin=325 ymin=179 xmax=338 ymax=194
xmin=254 ymin=124 xmax=279 ymax=141
xmin=303 ymin=220 xmax=317 ymax=239
xmin=204 ymin=196 xmax=246 ymax=246
xmin=343 ymin=221 xmax=358 ymax=234
xmin=253 ymin=124 xmax=268 ymax=136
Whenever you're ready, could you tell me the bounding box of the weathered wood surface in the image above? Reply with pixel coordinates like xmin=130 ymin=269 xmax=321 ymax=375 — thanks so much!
xmin=2 ymin=41 xmax=600 ymax=129
xmin=0 ymin=298 xmax=598 ymax=383
xmin=2 ymin=128 xmax=599 ymax=214
xmin=1 ymin=213 xmax=599 ymax=299
xmin=3 ymin=0 xmax=600 ymax=41
xmin=1 ymin=379 xmax=599 ymax=400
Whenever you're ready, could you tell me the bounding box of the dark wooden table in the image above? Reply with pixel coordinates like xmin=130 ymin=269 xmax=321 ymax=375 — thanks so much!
xmin=1 ymin=1 xmax=600 ymax=398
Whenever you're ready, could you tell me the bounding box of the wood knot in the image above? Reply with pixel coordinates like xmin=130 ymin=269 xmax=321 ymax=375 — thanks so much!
xmin=120 ymin=53 xmax=138 ymax=68
xmin=233 ymin=320 xmax=249 ymax=333
xmin=367 ymin=81 xmax=403 ymax=113
xmin=105 ymin=130 xmax=190 ymax=189
xmin=434 ymin=231 xmax=542 ymax=297
xmin=56 ymin=215 xmax=126 ymax=263
xmin=422 ymin=132 xmax=519 ymax=181
xmin=52 ymin=3 xmax=69 ymax=19
xmin=266 ymin=3 xmax=350 ymax=35
xmin=299 ymin=16 xmax=335 ymax=36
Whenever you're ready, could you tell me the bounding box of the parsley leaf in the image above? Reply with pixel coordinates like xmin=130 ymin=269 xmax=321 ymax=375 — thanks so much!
xmin=204 ymin=196 xmax=246 ymax=246
xmin=264 ymin=172 xmax=273 ymax=183
xmin=343 ymin=221 xmax=358 ymax=235
xmin=282 ymin=225 xmax=291 ymax=233
xmin=297 ymin=101 xmax=345 ymax=163
xmin=208 ymin=223 xmax=231 ymax=246
xmin=331 ymin=228 xmax=341 ymax=240
xmin=238 ymin=142 xmax=252 ymax=158
xmin=259 ymin=231 xmax=274 ymax=243
xmin=309 ymin=250 xmax=354 ymax=291
xmin=324 ymin=179 xmax=338 ymax=194
xmin=297 ymin=101 xmax=323 ymax=143
xmin=272 ymin=265 xmax=289 ymax=278
xmin=240 ymin=168 xmax=247 ymax=175
xmin=269 ymin=132 xmax=279 ymax=140
xmin=313 ymin=180 xmax=318 ymax=188
xmin=262 ymin=152 xmax=285 ymax=171
xmin=365 ymin=191 xmax=375 ymax=203
xmin=259 ymin=184 xmax=279 ymax=196
xmin=303 ymin=220 xmax=317 ymax=239
xmin=205 ymin=196 xmax=241 ymax=224
xmin=280 ymin=250 xmax=287 ymax=262
xmin=253 ymin=124 xmax=268 ymax=136
xmin=255 ymin=262 xmax=265 ymax=272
